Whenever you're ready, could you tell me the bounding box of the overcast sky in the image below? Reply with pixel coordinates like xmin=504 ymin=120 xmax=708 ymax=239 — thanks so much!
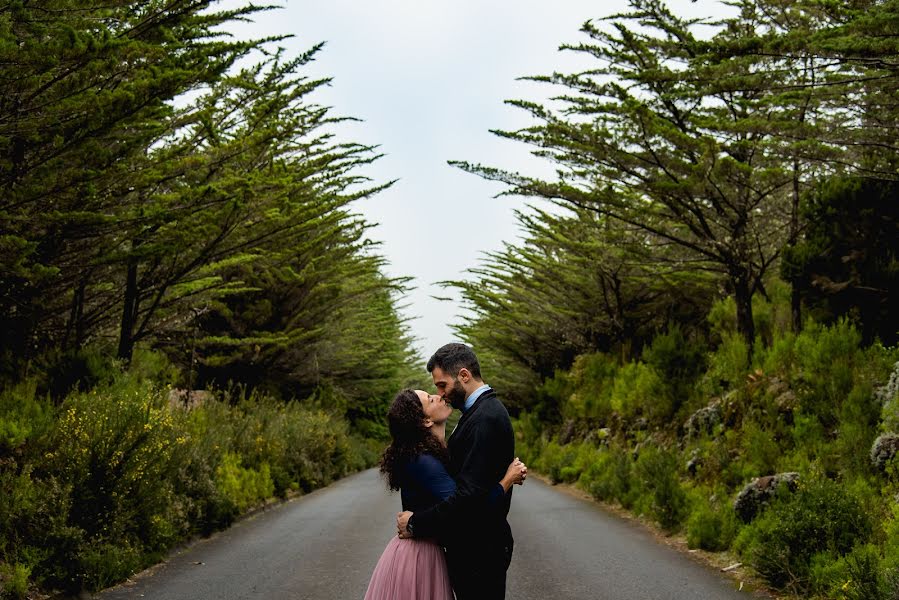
xmin=228 ymin=0 xmax=731 ymax=364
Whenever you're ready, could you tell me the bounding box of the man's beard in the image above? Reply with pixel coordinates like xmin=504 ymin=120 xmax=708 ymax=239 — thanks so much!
xmin=447 ymin=378 xmax=467 ymax=410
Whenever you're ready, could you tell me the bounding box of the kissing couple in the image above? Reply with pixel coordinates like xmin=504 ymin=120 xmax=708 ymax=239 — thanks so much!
xmin=364 ymin=343 xmax=527 ymax=600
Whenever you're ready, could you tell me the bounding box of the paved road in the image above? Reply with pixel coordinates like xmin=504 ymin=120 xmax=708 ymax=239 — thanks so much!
xmin=101 ymin=469 xmax=754 ymax=599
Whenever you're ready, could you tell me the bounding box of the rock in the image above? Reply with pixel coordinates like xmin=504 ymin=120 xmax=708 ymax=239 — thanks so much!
xmin=766 ymin=377 xmax=790 ymax=399
xmin=686 ymin=448 xmax=702 ymax=476
xmin=878 ymin=363 xmax=899 ymax=431
xmin=588 ymin=427 xmax=611 ymax=447
xmin=684 ymin=403 xmax=722 ymax=439
xmin=874 ymin=362 xmax=899 ymax=406
xmin=168 ymin=388 xmax=212 ymax=409
xmin=870 ymin=433 xmax=899 ymax=471
xmin=559 ymin=419 xmax=577 ymax=445
xmin=733 ymin=472 xmax=800 ymax=522
xmin=686 ymin=457 xmax=702 ymax=477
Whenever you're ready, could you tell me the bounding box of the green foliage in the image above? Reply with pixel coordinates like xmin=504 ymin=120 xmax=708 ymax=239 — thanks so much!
xmin=0 ymin=0 xmax=268 ymax=366
xmin=0 ymin=562 xmax=30 ymax=600
xmin=579 ymin=447 xmax=637 ymax=509
xmin=214 ymin=453 xmax=275 ymax=516
xmin=704 ymin=333 xmax=750 ymax=392
xmin=0 ymin=0 xmax=417 ymax=423
xmin=511 ymin=412 xmax=546 ymax=468
xmin=685 ymin=489 xmax=740 ymax=552
xmin=448 ymin=206 xmax=715 ymax=410
xmin=633 ymin=446 xmax=689 ymax=532
xmin=737 ymin=421 xmax=781 ymax=479
xmin=641 ymin=325 xmax=707 ymax=416
xmin=49 ymin=383 xmax=184 ymax=547
xmin=538 ymin=441 xmax=580 ymax=485
xmin=0 ymin=381 xmax=53 ymax=453
xmin=0 ymin=355 xmax=379 ymax=594
xmin=610 ymin=362 xmax=668 ymax=423
xmin=564 ymin=353 xmax=618 ymax=423
xmin=76 ymin=543 xmax=145 ymax=593
xmin=511 ymin=313 xmax=898 ymax=594
xmin=737 ymin=478 xmax=873 ymax=593
xmin=784 ymin=177 xmax=899 ymax=345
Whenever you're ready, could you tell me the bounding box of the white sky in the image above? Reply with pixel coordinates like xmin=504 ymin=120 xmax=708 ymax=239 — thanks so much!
xmin=227 ymin=0 xmax=732 ymax=364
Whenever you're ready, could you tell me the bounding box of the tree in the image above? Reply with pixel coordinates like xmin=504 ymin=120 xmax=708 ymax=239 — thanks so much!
xmin=448 ymin=204 xmax=716 ymax=409
xmin=0 ymin=0 xmax=268 ymax=366
xmin=454 ymin=0 xmax=797 ymax=349
xmin=782 ymin=177 xmax=899 ymax=344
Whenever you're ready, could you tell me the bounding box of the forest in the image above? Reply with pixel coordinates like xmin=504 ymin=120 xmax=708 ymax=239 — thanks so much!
xmin=1 ymin=0 xmax=898 ymax=598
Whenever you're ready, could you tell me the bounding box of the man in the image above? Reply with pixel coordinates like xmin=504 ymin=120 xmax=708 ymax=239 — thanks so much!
xmin=396 ymin=343 xmax=522 ymax=599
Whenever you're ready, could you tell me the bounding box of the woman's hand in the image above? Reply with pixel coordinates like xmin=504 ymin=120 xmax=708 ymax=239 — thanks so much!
xmin=500 ymin=457 xmax=528 ymax=492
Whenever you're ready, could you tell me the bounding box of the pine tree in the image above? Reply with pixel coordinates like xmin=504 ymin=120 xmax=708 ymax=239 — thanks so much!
xmin=453 ymin=0 xmax=798 ymax=348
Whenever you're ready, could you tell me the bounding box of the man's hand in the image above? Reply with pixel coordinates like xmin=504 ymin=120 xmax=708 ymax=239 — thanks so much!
xmin=396 ymin=511 xmax=413 ymax=538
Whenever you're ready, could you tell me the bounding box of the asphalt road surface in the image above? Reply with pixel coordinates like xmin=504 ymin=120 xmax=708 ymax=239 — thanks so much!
xmin=101 ymin=469 xmax=754 ymax=599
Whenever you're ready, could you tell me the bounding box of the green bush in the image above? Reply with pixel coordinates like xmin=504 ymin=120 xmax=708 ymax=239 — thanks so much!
xmin=76 ymin=542 xmax=143 ymax=593
xmin=610 ymin=362 xmax=669 ymax=423
xmin=564 ymin=353 xmax=618 ymax=423
xmin=214 ymin=452 xmax=274 ymax=515
xmin=685 ymin=490 xmax=740 ymax=551
xmin=539 ymin=441 xmax=579 ymax=484
xmin=580 ymin=447 xmax=637 ymax=508
xmin=50 ymin=385 xmax=185 ymax=544
xmin=738 ymin=478 xmax=873 ymax=593
xmin=512 ymin=412 xmax=545 ymax=467
xmin=0 ymin=562 xmax=30 ymax=599
xmin=0 ymin=351 xmax=379 ymax=594
xmin=634 ymin=446 xmax=688 ymax=532
xmin=0 ymin=380 xmax=54 ymax=453
xmin=737 ymin=421 xmax=781 ymax=480
xmin=841 ymin=544 xmax=892 ymax=600
xmin=705 ymin=333 xmax=750 ymax=392
xmin=642 ymin=324 xmax=706 ymax=416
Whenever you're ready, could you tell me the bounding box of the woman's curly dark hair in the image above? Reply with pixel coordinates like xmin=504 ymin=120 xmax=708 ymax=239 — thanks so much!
xmin=380 ymin=389 xmax=450 ymax=491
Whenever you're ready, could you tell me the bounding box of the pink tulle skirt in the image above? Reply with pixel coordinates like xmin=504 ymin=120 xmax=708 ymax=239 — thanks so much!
xmin=363 ymin=536 xmax=454 ymax=600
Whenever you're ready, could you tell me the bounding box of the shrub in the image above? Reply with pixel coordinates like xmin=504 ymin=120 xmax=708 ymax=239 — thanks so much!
xmin=609 ymin=362 xmax=669 ymax=423
xmin=512 ymin=412 xmax=545 ymax=467
xmin=49 ymin=386 xmax=185 ymax=543
xmin=564 ymin=353 xmax=618 ymax=422
xmin=686 ymin=491 xmax=740 ymax=551
xmin=634 ymin=446 xmax=688 ymax=532
xmin=0 ymin=562 xmax=30 ymax=599
xmin=76 ymin=542 xmax=143 ymax=593
xmin=738 ymin=478 xmax=873 ymax=593
xmin=704 ymin=333 xmax=750 ymax=392
xmin=841 ymin=544 xmax=892 ymax=600
xmin=539 ymin=441 xmax=579 ymax=484
xmin=0 ymin=380 xmax=54 ymax=453
xmin=581 ymin=447 xmax=636 ymax=508
xmin=214 ymin=452 xmax=274 ymax=515
xmin=642 ymin=324 xmax=707 ymax=415
xmin=737 ymin=421 xmax=781 ymax=481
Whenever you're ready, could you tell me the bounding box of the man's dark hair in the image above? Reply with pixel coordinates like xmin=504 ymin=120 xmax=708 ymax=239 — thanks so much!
xmin=426 ymin=343 xmax=482 ymax=379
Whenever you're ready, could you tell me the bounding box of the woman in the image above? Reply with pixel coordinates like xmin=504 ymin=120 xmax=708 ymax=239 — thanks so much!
xmin=363 ymin=389 xmax=527 ymax=600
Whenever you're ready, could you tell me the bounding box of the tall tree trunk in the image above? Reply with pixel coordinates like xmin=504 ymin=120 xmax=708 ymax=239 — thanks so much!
xmin=732 ymin=270 xmax=755 ymax=353
xmin=117 ymin=257 xmax=139 ymax=362
xmin=63 ymin=277 xmax=87 ymax=351
xmin=789 ymin=162 xmax=803 ymax=333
